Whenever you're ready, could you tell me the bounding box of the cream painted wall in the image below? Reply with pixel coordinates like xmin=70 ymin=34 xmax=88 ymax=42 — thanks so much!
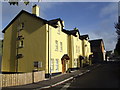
xmin=48 ymin=21 xmax=68 ymax=73
xmin=82 ymin=39 xmax=92 ymax=65
xmin=68 ymin=32 xmax=82 ymax=69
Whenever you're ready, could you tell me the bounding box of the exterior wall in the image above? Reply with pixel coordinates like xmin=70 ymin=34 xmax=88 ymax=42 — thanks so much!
xmin=2 ymin=17 xmax=18 ymax=72
xmin=47 ymin=21 xmax=68 ymax=74
xmin=68 ymin=32 xmax=82 ymax=69
xmin=91 ymin=41 xmax=105 ymax=63
xmin=93 ymin=52 xmax=104 ymax=63
xmin=1 ymin=11 xmax=93 ymax=74
xmin=2 ymin=13 xmax=47 ymax=72
xmin=82 ymin=39 xmax=92 ymax=66
xmin=101 ymin=42 xmax=106 ymax=60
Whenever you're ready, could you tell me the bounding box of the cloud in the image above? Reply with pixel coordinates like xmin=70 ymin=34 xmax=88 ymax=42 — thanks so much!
xmin=2 ymin=2 xmax=63 ymax=29
xmin=88 ymin=3 xmax=118 ymax=51
xmin=100 ymin=3 xmax=117 ymax=18
xmin=89 ymin=31 xmax=117 ymax=51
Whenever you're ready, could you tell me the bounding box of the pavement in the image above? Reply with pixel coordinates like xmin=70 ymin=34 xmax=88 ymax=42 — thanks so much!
xmin=2 ymin=64 xmax=100 ymax=90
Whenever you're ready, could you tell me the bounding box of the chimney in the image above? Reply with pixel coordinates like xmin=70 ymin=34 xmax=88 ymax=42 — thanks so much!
xmin=62 ymin=21 xmax=65 ymax=27
xmin=74 ymin=27 xmax=78 ymax=30
xmin=32 ymin=4 xmax=40 ymax=16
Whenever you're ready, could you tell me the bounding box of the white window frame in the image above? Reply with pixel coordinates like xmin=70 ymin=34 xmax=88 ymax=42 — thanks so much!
xmin=74 ymin=59 xmax=77 ymax=67
xmin=18 ymin=40 xmax=24 ymax=48
xmin=76 ymin=45 xmax=77 ymax=53
xmin=55 ymin=40 xmax=58 ymax=51
xmin=50 ymin=59 xmax=54 ymax=72
xmin=57 ymin=26 xmax=60 ymax=34
xmin=60 ymin=42 xmax=62 ymax=52
xmin=56 ymin=59 xmax=59 ymax=72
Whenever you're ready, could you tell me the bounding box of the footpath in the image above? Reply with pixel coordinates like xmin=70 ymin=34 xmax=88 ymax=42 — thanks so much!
xmin=2 ymin=64 xmax=101 ymax=90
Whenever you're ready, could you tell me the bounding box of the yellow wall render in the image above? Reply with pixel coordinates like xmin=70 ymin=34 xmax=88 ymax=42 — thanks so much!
xmin=48 ymin=21 xmax=68 ymax=73
xmin=1 ymin=11 xmax=92 ymax=74
xmin=68 ymin=32 xmax=83 ymax=69
xmin=2 ymin=13 xmax=47 ymax=72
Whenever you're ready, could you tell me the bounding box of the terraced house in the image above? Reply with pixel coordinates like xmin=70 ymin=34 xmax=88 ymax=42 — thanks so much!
xmin=63 ymin=28 xmax=82 ymax=70
xmin=1 ymin=5 xmax=92 ymax=77
xmin=80 ymin=35 xmax=92 ymax=67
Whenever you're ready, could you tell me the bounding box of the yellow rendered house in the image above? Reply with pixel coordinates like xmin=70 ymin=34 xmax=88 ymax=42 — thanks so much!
xmin=62 ymin=28 xmax=83 ymax=70
xmin=47 ymin=19 xmax=69 ymax=75
xmin=1 ymin=5 xmax=70 ymax=76
xmin=1 ymin=5 xmax=92 ymax=77
xmin=80 ymin=35 xmax=92 ymax=67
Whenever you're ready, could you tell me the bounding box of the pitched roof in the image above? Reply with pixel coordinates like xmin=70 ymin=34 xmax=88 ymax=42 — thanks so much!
xmin=2 ymin=10 xmax=48 ymax=33
xmin=2 ymin=10 xmax=63 ymax=33
xmin=48 ymin=18 xmax=64 ymax=28
xmin=62 ymin=29 xmax=80 ymax=37
xmin=80 ymin=34 xmax=89 ymax=40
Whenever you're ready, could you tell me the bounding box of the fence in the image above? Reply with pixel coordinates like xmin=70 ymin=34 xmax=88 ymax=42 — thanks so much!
xmin=0 ymin=71 xmax=45 ymax=87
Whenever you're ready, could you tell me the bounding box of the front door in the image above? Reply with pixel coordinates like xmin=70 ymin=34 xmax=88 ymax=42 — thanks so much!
xmin=62 ymin=59 xmax=66 ymax=73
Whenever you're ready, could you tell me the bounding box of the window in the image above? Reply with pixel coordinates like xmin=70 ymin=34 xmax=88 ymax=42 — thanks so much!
xmin=17 ymin=35 xmax=24 ymax=40
xmin=78 ymin=46 xmax=80 ymax=53
xmin=50 ymin=59 xmax=54 ymax=72
xmin=74 ymin=59 xmax=77 ymax=67
xmin=74 ymin=59 xmax=76 ymax=66
xmin=18 ymin=40 xmax=24 ymax=48
xmin=56 ymin=59 xmax=59 ymax=71
xmin=77 ymin=37 xmax=79 ymax=41
xmin=34 ymin=61 xmax=42 ymax=68
xmin=57 ymin=26 xmax=60 ymax=34
xmin=76 ymin=45 xmax=77 ymax=53
xmin=60 ymin=42 xmax=62 ymax=52
xmin=16 ymin=54 xmax=23 ymax=59
xmin=18 ymin=22 xmax=24 ymax=31
xmin=55 ymin=40 xmax=58 ymax=51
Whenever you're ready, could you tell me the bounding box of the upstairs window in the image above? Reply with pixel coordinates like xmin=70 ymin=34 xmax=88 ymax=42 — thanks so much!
xmin=55 ymin=40 xmax=58 ymax=51
xmin=17 ymin=35 xmax=24 ymax=40
xmin=16 ymin=54 xmax=23 ymax=59
xmin=57 ymin=26 xmax=60 ymax=34
xmin=60 ymin=42 xmax=62 ymax=52
xmin=18 ymin=40 xmax=24 ymax=48
xmin=76 ymin=45 xmax=77 ymax=53
xmin=18 ymin=22 xmax=24 ymax=31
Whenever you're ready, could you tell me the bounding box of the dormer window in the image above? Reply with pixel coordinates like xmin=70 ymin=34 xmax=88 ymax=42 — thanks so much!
xmin=57 ymin=26 xmax=60 ymax=34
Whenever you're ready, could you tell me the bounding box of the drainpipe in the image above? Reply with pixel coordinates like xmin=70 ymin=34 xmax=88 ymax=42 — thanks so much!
xmin=47 ymin=21 xmax=50 ymax=78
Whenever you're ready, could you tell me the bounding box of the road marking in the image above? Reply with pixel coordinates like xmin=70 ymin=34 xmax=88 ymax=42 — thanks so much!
xmin=60 ymin=83 xmax=71 ymax=90
xmin=40 ymin=77 xmax=73 ymax=89
xmin=36 ymin=70 xmax=92 ymax=90
xmin=52 ymin=77 xmax=73 ymax=87
xmin=79 ymin=73 xmax=83 ymax=76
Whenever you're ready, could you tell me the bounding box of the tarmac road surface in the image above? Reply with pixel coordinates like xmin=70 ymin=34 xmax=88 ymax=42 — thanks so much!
xmin=50 ymin=61 xmax=120 ymax=89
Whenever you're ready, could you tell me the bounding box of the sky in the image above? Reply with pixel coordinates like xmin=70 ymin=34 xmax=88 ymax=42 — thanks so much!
xmin=0 ymin=1 xmax=118 ymax=51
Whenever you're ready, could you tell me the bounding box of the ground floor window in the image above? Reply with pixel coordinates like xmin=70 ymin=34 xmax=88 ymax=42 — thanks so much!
xmin=50 ymin=59 xmax=54 ymax=72
xmin=74 ymin=59 xmax=77 ymax=67
xmin=56 ymin=59 xmax=59 ymax=72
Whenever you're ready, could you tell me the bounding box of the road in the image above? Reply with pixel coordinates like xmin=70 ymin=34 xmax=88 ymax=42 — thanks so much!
xmin=49 ymin=61 xmax=120 ymax=89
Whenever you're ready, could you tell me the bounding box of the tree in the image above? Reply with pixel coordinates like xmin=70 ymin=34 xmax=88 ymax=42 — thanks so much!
xmin=8 ymin=0 xmax=42 ymax=6
xmin=9 ymin=1 xmax=29 ymax=6
xmin=115 ymin=22 xmax=120 ymax=55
